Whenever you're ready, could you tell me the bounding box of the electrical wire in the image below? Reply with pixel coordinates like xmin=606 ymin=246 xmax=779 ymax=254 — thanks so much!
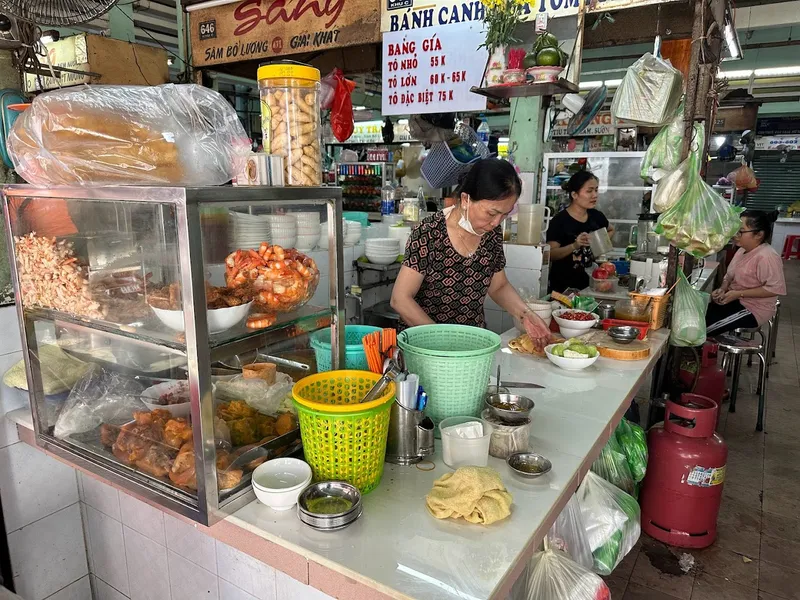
xmin=130 ymin=42 xmax=152 ymax=85
xmin=112 ymin=4 xmax=191 ymax=68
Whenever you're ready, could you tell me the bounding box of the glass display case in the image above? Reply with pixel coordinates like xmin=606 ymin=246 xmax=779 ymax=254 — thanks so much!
xmin=540 ymin=152 xmax=655 ymax=249
xmin=334 ymin=162 xmax=396 ymax=212
xmin=2 ymin=185 xmax=345 ymax=525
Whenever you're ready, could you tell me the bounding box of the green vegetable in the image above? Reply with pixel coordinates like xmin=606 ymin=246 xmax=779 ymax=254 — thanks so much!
xmin=552 ymin=345 xmax=565 ymax=357
xmin=591 ymin=434 xmax=635 ymax=496
xmin=615 ymin=419 xmax=648 ymax=483
xmin=536 ymin=47 xmax=561 ymax=67
xmin=587 ymin=347 xmax=599 ymax=358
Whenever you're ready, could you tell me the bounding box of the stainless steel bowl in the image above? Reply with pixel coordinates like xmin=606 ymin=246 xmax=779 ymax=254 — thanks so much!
xmin=607 ymin=325 xmax=641 ymax=344
xmin=297 ymin=481 xmax=362 ymax=531
xmin=485 ymin=394 xmax=534 ymax=424
xmin=507 ymin=452 xmax=552 ymax=478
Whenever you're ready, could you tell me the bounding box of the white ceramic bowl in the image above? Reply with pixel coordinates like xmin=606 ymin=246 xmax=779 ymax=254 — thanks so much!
xmin=271 ymin=237 xmax=297 ymax=249
xmin=263 ymin=215 xmax=296 ymax=224
xmin=559 ymin=325 xmax=590 ymax=339
xmin=252 ymin=458 xmax=313 ymax=511
xmin=544 ymin=343 xmax=599 ymax=371
xmin=366 ymin=238 xmax=400 ymax=247
xmin=317 ymin=235 xmax=330 ymax=250
xmin=138 ymin=380 xmax=208 ymax=418
xmin=552 ymin=309 xmax=599 ymax=331
xmin=151 ymin=301 xmax=252 ymax=334
xmin=366 ymin=252 xmax=399 ymax=265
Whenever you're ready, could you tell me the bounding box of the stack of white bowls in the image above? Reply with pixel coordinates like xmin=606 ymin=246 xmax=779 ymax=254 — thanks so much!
xmin=387 ymin=225 xmax=412 ymax=255
xmin=344 ymin=220 xmax=363 ymax=246
xmin=228 ymin=211 xmax=271 ymax=252
xmin=293 ymin=212 xmax=321 ymax=251
xmin=365 ymin=238 xmax=401 ymax=265
xmin=264 ymin=214 xmax=297 ymax=248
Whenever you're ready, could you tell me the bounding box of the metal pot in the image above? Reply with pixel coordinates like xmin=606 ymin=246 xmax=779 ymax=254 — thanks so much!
xmin=596 ymin=301 xmax=616 ymax=320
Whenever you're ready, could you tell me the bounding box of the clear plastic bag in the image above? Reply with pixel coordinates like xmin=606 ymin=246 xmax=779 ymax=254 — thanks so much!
xmin=54 ymin=365 xmax=146 ymax=439
xmin=9 ymin=84 xmax=250 ymax=186
xmin=640 ymin=106 xmax=685 ymax=181
xmin=611 ymin=53 xmax=683 ymax=127
xmin=214 ymin=372 xmax=294 ymax=416
xmin=577 ymin=471 xmax=641 ymax=576
xmin=547 ymin=495 xmax=595 ymax=571
xmin=670 ymin=270 xmax=710 ymax=347
xmin=526 ymin=549 xmax=610 ymax=600
xmin=655 ymin=136 xmax=743 ymax=258
xmin=615 ymin=419 xmax=648 ymax=484
xmin=728 ymin=164 xmax=759 ymax=192
xmin=591 ymin=432 xmax=636 ymax=496
xmin=652 ymin=156 xmax=691 ymax=213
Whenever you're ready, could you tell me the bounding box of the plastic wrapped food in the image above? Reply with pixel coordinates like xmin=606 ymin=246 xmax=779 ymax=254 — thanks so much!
xmin=670 ymin=270 xmax=710 ymax=347
xmin=54 ymin=365 xmax=146 ymax=439
xmin=640 ymin=106 xmax=704 ymax=183
xmin=577 ymin=471 xmax=641 ymax=576
xmin=728 ymin=164 xmax=759 ymax=192
xmin=526 ymin=549 xmax=610 ymax=600
xmin=655 ymin=138 xmax=743 ymax=258
xmin=547 ymin=494 xmax=595 ymax=570
xmin=8 ymin=84 xmax=250 ymax=186
xmin=615 ymin=419 xmax=648 ymax=484
xmin=652 ymin=156 xmax=691 ymax=213
xmin=611 ymin=53 xmax=683 ymax=127
xmin=214 ymin=372 xmax=294 ymax=416
xmin=591 ymin=432 xmax=636 ymax=496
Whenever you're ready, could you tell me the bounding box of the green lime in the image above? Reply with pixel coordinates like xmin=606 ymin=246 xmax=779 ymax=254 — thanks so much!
xmin=536 ymin=47 xmax=561 ymax=67
xmin=523 ymin=52 xmax=538 ymax=69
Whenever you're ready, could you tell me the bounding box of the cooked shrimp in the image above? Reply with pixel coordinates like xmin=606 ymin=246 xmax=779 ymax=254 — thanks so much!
xmin=246 ymin=313 xmax=277 ymax=329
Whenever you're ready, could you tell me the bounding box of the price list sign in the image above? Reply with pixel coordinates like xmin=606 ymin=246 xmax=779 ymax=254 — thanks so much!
xmin=381 ymin=21 xmax=488 ymax=116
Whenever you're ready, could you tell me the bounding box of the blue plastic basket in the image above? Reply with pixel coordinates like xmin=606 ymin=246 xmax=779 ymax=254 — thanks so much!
xmin=309 ymin=325 xmax=382 ymax=372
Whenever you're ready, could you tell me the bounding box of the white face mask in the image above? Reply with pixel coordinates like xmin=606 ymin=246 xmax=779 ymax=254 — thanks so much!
xmin=458 ymin=198 xmax=484 ymax=237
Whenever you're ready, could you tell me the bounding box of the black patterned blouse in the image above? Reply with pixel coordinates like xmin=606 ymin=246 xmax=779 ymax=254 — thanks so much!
xmin=401 ymin=210 xmax=506 ymax=328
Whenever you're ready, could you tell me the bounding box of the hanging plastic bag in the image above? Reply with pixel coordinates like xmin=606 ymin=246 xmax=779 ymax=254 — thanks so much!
xmin=547 ymin=495 xmax=595 ymax=571
xmin=591 ymin=432 xmax=636 ymax=496
xmin=611 ymin=53 xmax=683 ymax=127
xmin=320 ymin=69 xmax=337 ymax=110
xmin=670 ymin=270 xmax=710 ymax=347
xmin=615 ymin=419 xmax=648 ymax=484
xmin=577 ymin=471 xmax=641 ymax=576
xmin=526 ymin=549 xmax=610 ymax=600
xmin=640 ymin=106 xmax=685 ymax=180
xmin=652 ymin=157 xmax=691 ymax=213
xmin=728 ymin=164 xmax=759 ymax=192
xmin=329 ymin=68 xmax=356 ymax=142
xmin=655 ymin=131 xmax=743 ymax=258
xmin=9 ymin=84 xmax=250 ymax=186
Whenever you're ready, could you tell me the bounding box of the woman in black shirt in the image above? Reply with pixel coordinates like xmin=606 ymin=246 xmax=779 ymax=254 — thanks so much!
xmin=546 ymin=171 xmax=614 ymax=293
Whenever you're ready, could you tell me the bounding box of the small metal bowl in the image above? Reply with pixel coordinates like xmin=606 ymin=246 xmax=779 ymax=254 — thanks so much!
xmin=485 ymin=394 xmax=534 ymax=424
xmin=506 ymin=452 xmax=552 ymax=478
xmin=607 ymin=325 xmax=641 ymax=344
xmin=297 ymin=481 xmax=362 ymax=531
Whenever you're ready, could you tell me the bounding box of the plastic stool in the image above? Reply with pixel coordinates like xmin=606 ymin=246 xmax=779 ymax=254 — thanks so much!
xmin=715 ymin=332 xmax=768 ymax=431
xmin=782 ymin=234 xmax=800 ymax=259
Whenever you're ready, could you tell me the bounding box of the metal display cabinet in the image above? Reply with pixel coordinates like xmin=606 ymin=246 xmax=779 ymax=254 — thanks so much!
xmin=2 ymin=185 xmax=345 ymax=525
xmin=540 ymin=152 xmax=655 ymax=248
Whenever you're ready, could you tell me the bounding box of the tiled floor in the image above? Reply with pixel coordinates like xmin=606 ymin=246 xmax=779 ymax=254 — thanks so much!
xmin=605 ymin=259 xmax=800 ymax=600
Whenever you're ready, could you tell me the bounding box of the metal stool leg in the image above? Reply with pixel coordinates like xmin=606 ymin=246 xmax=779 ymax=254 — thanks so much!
xmin=756 ymin=351 xmax=767 ymax=432
xmin=771 ymin=302 xmax=781 ymax=361
xmin=764 ymin=324 xmax=772 ymax=379
xmin=729 ymin=354 xmax=742 ymax=413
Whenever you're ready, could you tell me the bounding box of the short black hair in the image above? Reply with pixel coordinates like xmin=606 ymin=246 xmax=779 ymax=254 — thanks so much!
xmin=741 ymin=209 xmax=779 ymax=243
xmin=454 ymin=158 xmax=522 ymax=202
xmin=561 ymin=170 xmax=599 ymax=201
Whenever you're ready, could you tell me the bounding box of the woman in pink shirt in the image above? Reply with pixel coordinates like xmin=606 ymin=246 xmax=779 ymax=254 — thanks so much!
xmin=706 ymin=210 xmax=786 ymax=335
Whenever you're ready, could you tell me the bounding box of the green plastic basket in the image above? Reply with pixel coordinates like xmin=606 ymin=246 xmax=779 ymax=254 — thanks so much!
xmin=309 ymin=325 xmax=381 ymax=372
xmin=293 ymin=370 xmax=393 ymax=493
xmin=398 ymin=325 xmax=500 ymax=425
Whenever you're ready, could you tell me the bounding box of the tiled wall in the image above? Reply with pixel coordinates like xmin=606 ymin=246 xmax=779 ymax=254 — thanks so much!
xmin=0 ymin=305 xmax=91 ymax=599
xmin=484 ymin=244 xmax=546 ymax=335
xmin=77 ymin=473 xmax=335 ymax=600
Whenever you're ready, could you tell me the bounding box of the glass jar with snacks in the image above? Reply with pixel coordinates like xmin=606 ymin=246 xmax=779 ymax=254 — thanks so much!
xmin=257 ymin=63 xmax=321 ymax=186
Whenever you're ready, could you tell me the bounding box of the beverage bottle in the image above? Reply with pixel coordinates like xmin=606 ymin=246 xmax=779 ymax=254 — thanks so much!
xmin=477 ymin=118 xmax=490 ymax=144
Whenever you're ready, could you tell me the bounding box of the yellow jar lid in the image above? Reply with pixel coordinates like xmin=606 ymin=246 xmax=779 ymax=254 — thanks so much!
xmin=258 ymin=63 xmax=320 ymax=82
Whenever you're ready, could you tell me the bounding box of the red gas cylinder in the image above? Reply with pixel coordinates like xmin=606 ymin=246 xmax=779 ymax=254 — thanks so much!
xmin=678 ymin=343 xmax=727 ymax=419
xmin=639 ymin=394 xmax=728 ymax=549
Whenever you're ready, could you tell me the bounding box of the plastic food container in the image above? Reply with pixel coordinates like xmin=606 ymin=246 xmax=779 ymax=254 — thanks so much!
xmin=590 ymin=275 xmax=618 ymax=293
xmin=439 ymin=416 xmax=493 ymax=469
xmin=258 ymin=63 xmax=321 ymax=187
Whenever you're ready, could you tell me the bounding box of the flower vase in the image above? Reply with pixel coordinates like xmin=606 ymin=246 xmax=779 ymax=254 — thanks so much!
xmin=484 ymin=45 xmax=507 ymax=86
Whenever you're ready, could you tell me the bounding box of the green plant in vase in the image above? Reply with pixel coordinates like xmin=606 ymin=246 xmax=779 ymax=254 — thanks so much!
xmin=480 ymin=0 xmax=525 ymax=86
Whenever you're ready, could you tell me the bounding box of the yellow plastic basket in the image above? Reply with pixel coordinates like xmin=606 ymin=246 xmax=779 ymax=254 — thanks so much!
xmin=292 ymin=370 xmax=394 ymax=493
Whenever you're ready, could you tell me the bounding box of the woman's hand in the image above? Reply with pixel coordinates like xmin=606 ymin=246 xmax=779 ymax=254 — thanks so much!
xmin=576 ymin=232 xmax=591 ymax=247
xmin=718 ymin=290 xmax=742 ymax=305
xmin=523 ymin=311 xmax=551 ymax=352
xmin=711 ymin=288 xmax=725 ymax=304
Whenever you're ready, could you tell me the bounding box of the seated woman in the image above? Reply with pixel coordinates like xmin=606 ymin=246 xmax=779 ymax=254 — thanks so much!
xmin=706 ymin=210 xmax=785 ymax=335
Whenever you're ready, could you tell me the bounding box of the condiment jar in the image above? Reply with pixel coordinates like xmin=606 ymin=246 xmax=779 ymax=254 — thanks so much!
xmin=257 ymin=62 xmax=321 ymax=186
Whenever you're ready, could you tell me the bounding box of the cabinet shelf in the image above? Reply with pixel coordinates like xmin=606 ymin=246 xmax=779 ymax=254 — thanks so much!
xmin=470 ymin=80 xmax=579 ymax=100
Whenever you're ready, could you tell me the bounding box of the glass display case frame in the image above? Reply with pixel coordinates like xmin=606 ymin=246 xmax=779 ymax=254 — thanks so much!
xmin=2 ymin=185 xmax=345 ymax=525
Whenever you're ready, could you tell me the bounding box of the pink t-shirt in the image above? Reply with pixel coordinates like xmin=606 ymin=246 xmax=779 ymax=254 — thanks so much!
xmin=725 ymin=244 xmax=786 ymax=325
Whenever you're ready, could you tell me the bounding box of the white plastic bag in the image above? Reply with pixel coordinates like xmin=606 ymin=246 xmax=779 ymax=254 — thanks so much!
xmin=9 ymin=84 xmax=250 ymax=186
xmin=526 ymin=549 xmax=610 ymax=600
xmin=641 ymin=106 xmax=685 ymax=181
xmin=214 ymin=372 xmax=293 ymax=416
xmin=547 ymin=495 xmax=595 ymax=571
xmin=576 ymin=471 xmax=641 ymax=576
xmin=611 ymin=53 xmax=683 ymax=127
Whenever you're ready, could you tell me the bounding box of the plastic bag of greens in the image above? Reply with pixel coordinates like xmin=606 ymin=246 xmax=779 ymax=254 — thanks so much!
xmin=547 ymin=494 xmax=595 ymax=571
xmin=655 ymin=134 xmax=743 ymax=258
xmin=640 ymin=106 xmax=684 ymax=181
xmin=611 ymin=53 xmax=683 ymax=127
xmin=577 ymin=471 xmax=641 ymax=576
xmin=670 ymin=270 xmax=710 ymax=347
xmin=615 ymin=419 xmax=648 ymax=483
xmin=526 ymin=549 xmax=610 ymax=600
xmin=591 ymin=432 xmax=636 ymax=496
xmin=651 ymin=121 xmax=704 ymax=211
